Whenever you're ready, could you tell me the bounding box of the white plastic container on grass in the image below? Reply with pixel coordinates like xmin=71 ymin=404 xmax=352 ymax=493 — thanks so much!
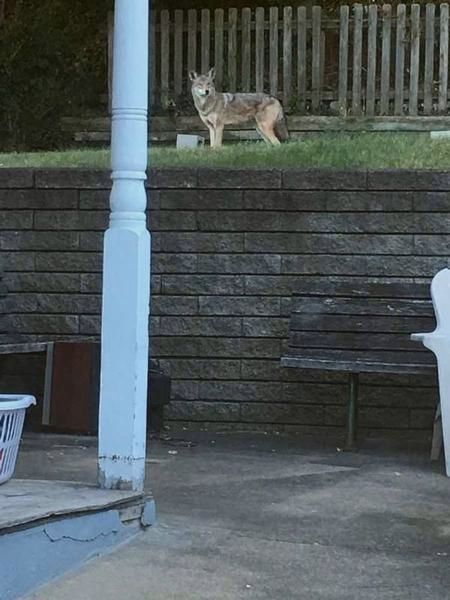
xmin=0 ymin=395 xmax=36 ymax=484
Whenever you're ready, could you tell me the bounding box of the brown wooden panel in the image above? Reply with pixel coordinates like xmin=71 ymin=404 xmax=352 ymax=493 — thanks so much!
xmin=49 ymin=342 xmax=100 ymax=434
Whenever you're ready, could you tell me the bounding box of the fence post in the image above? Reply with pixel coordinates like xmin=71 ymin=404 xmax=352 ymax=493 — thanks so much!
xmin=439 ymin=3 xmax=449 ymax=113
xmin=269 ymin=7 xmax=279 ymax=97
xmin=352 ymin=4 xmax=363 ymax=116
xmin=201 ymin=9 xmax=210 ymax=74
xmin=174 ymin=10 xmax=183 ymax=97
xmin=409 ymin=4 xmax=421 ymax=116
xmin=380 ymin=4 xmax=392 ymax=115
xmin=242 ymin=7 xmax=252 ymax=92
xmin=312 ymin=5 xmax=322 ymax=113
xmin=424 ymin=3 xmax=436 ymax=115
xmin=160 ymin=10 xmax=170 ymax=109
xmin=338 ymin=5 xmax=349 ymax=116
xmin=282 ymin=6 xmax=293 ymax=108
xmin=215 ymin=9 xmax=224 ymax=90
xmin=297 ymin=7 xmax=307 ymax=113
xmin=228 ymin=8 xmax=238 ymax=91
xmin=394 ymin=4 xmax=406 ymax=115
xmin=187 ymin=9 xmax=197 ymax=75
xmin=366 ymin=5 xmax=378 ymax=116
xmin=255 ymin=7 xmax=265 ymax=93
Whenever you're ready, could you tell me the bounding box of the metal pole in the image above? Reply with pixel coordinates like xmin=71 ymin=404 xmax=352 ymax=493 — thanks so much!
xmin=98 ymin=0 xmax=150 ymax=491
xmin=346 ymin=372 xmax=359 ymax=451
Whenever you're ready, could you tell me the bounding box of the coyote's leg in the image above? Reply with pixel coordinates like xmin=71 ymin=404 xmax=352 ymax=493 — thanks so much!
xmin=214 ymin=124 xmax=224 ymax=148
xmin=256 ymin=126 xmax=271 ymax=144
xmin=257 ymin=119 xmax=281 ymax=145
xmin=207 ymin=125 xmax=216 ymax=148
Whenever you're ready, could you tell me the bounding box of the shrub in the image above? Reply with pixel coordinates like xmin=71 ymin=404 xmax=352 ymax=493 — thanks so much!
xmin=0 ymin=0 xmax=111 ymax=150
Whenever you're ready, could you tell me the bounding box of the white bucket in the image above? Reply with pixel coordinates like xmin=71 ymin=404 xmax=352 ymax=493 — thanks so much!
xmin=0 ymin=395 xmax=36 ymax=484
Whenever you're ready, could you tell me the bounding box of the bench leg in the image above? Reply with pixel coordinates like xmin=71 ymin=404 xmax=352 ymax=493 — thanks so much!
xmin=345 ymin=372 xmax=359 ymax=451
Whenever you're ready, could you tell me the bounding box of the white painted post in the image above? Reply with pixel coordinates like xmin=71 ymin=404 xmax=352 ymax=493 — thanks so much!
xmin=98 ymin=0 xmax=150 ymax=491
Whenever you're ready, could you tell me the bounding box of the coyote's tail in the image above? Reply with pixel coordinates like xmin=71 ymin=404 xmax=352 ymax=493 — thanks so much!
xmin=275 ymin=104 xmax=290 ymax=142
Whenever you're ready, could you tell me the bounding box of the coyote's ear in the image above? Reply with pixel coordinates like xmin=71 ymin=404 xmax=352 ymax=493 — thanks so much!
xmin=189 ymin=70 xmax=198 ymax=82
xmin=207 ymin=67 xmax=216 ymax=81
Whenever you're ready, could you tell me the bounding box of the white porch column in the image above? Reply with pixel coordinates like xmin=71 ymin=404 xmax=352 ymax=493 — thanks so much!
xmin=98 ymin=0 xmax=150 ymax=491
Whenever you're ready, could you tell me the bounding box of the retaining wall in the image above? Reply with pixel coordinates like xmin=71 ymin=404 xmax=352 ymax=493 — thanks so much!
xmin=1 ymin=167 xmax=448 ymax=442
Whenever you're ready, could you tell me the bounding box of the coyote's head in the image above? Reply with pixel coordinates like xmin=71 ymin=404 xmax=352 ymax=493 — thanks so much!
xmin=189 ymin=68 xmax=216 ymax=98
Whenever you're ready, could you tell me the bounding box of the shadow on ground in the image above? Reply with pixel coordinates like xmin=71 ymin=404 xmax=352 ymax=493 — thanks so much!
xmin=15 ymin=431 xmax=450 ymax=600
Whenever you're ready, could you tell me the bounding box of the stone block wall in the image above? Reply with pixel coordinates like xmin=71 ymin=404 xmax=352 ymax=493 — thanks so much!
xmin=1 ymin=167 xmax=449 ymax=442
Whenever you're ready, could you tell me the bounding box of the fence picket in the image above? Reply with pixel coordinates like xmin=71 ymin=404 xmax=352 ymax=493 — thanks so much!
xmin=242 ymin=8 xmax=252 ymax=92
xmin=283 ymin=6 xmax=293 ymax=107
xmin=160 ymin=10 xmax=170 ymax=108
xmin=270 ymin=7 xmax=279 ymax=96
xmin=366 ymin=5 xmax=378 ymax=116
xmin=409 ymin=4 xmax=421 ymax=116
xmin=380 ymin=4 xmax=392 ymax=115
xmin=394 ymin=3 xmax=406 ymax=115
xmin=201 ymin=9 xmax=210 ymax=74
xmin=108 ymin=12 xmax=114 ymax=113
xmin=255 ymin=7 xmax=265 ymax=93
xmin=312 ymin=6 xmax=322 ymax=112
xmin=187 ymin=9 xmax=197 ymax=75
xmin=174 ymin=10 xmax=183 ymax=97
xmin=228 ymin=8 xmax=238 ymax=91
xmin=439 ymin=3 xmax=449 ymax=113
xmin=352 ymin=4 xmax=363 ymax=116
xmin=135 ymin=4 xmax=450 ymax=121
xmin=424 ymin=3 xmax=436 ymax=115
xmin=338 ymin=5 xmax=349 ymax=115
xmin=214 ymin=9 xmax=224 ymax=90
xmin=297 ymin=7 xmax=307 ymax=112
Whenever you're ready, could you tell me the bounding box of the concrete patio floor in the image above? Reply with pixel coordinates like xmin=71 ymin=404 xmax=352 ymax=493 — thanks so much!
xmin=13 ymin=432 xmax=450 ymax=599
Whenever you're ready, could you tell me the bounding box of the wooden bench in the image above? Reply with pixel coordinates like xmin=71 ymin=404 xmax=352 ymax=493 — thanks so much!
xmin=281 ymin=283 xmax=437 ymax=449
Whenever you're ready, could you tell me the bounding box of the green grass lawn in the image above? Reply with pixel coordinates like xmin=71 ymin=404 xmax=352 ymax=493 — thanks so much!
xmin=1 ymin=133 xmax=450 ymax=169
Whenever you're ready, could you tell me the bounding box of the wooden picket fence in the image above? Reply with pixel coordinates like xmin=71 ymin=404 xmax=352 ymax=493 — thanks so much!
xmin=107 ymin=3 xmax=450 ymax=122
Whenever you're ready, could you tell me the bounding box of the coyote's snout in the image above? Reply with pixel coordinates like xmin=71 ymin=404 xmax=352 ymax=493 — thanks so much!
xmin=189 ymin=68 xmax=289 ymax=148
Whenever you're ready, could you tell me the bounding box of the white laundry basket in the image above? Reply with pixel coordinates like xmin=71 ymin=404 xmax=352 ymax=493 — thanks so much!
xmin=0 ymin=395 xmax=36 ymax=484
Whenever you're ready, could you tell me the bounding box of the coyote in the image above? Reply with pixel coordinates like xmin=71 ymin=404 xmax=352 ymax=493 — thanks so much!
xmin=189 ymin=68 xmax=289 ymax=147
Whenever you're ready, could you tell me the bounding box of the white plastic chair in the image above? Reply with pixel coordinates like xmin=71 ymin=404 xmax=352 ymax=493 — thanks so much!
xmin=411 ymin=268 xmax=450 ymax=476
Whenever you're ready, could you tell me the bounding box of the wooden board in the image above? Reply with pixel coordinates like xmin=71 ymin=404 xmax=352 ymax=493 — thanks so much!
xmin=269 ymin=6 xmax=279 ymax=96
xmin=312 ymin=5 xmax=322 ymax=113
xmin=366 ymin=5 xmax=378 ymax=117
xmin=424 ymin=3 xmax=436 ymax=115
xmin=380 ymin=4 xmax=392 ymax=115
xmin=255 ymin=7 xmax=265 ymax=93
xmin=338 ymin=5 xmax=349 ymax=115
xmin=409 ymin=4 xmax=421 ymax=116
xmin=0 ymin=479 xmax=143 ymax=532
xmin=297 ymin=7 xmax=307 ymax=112
xmin=49 ymin=342 xmax=100 ymax=434
xmin=283 ymin=6 xmax=293 ymax=107
xmin=242 ymin=7 xmax=251 ymax=92
xmin=394 ymin=4 xmax=406 ymax=115
xmin=352 ymin=4 xmax=363 ymax=116
xmin=228 ymin=8 xmax=238 ymax=91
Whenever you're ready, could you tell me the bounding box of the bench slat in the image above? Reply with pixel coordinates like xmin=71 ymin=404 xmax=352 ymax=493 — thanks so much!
xmin=290 ymin=313 xmax=435 ymax=334
xmin=289 ymin=331 xmax=431 ymax=352
xmin=290 ymin=281 xmax=431 ymax=300
xmin=289 ymin=297 xmax=432 ymax=317
xmin=281 ymin=355 xmax=435 ymax=374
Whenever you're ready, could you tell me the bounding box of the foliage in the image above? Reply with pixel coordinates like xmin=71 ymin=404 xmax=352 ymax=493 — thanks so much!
xmin=1 ymin=133 xmax=450 ymax=169
xmin=0 ymin=0 xmax=111 ymax=150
